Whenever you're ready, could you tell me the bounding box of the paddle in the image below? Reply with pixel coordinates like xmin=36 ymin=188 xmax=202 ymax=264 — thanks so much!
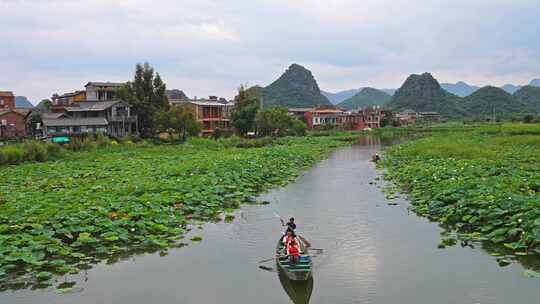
xmin=298 ymin=235 xmax=311 ymax=248
xmin=259 ymin=253 xmax=312 ymax=264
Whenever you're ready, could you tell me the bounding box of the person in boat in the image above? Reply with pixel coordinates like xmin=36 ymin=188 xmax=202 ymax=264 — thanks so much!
xmin=280 ymin=217 xmax=296 ymax=232
xmin=277 ymin=229 xmax=298 ymax=256
xmin=372 ymin=153 xmax=381 ymax=163
xmin=282 ymin=228 xmax=299 ymax=246
xmin=287 ymin=239 xmax=301 ymax=264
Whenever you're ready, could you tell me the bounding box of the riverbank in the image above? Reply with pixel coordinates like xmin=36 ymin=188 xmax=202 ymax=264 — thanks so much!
xmin=380 ymin=123 xmax=540 ymax=262
xmin=0 ymin=134 xmax=356 ymax=290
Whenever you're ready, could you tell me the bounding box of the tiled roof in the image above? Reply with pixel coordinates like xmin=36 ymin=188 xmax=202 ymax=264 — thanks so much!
xmin=42 ymin=112 xmax=67 ymax=120
xmin=0 ymin=108 xmax=31 ymax=117
xmin=43 ymin=117 xmax=108 ymax=127
xmin=288 ymin=108 xmax=314 ymax=112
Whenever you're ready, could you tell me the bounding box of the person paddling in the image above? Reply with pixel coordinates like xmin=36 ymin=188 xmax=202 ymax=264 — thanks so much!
xmin=280 ymin=217 xmax=296 ymax=233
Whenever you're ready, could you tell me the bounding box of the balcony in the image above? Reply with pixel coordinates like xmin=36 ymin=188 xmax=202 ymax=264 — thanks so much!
xmin=108 ymin=115 xmax=138 ymax=123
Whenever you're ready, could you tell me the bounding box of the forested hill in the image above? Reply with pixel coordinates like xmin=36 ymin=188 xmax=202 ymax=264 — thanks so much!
xmin=513 ymin=85 xmax=540 ymax=113
xmin=462 ymin=86 xmax=530 ymax=118
xmin=388 ymin=73 xmax=464 ymax=118
xmin=337 ymin=87 xmax=391 ymax=110
xmin=259 ymin=64 xmax=331 ymax=108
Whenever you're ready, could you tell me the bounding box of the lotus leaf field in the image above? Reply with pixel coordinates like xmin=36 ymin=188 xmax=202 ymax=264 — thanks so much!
xmin=381 ymin=124 xmax=540 ymax=260
xmin=0 ymin=135 xmax=354 ymax=290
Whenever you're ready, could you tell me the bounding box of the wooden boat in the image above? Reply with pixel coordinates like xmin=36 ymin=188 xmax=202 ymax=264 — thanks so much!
xmin=278 ymin=270 xmax=314 ymax=304
xmin=276 ymin=238 xmax=312 ymax=281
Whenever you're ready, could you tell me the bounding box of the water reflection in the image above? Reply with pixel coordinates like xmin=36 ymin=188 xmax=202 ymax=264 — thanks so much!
xmin=278 ymin=270 xmax=313 ymax=304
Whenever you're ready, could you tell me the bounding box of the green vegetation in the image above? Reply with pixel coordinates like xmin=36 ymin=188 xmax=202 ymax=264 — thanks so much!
xmin=154 ymin=103 xmax=202 ymax=142
xmin=0 ymin=134 xmax=355 ymax=290
xmin=0 ymin=134 xmax=116 ymax=166
xmin=231 ymin=86 xmax=261 ymax=136
xmin=337 ymin=87 xmax=391 ymax=110
xmin=513 ymin=85 xmax=540 ymax=113
xmin=462 ymin=86 xmax=530 ymax=119
xmin=380 ymin=123 xmax=540 ymax=256
xmin=257 ymin=64 xmax=331 ymax=108
xmin=389 ymin=73 xmax=540 ymax=121
xmin=388 ymin=73 xmax=465 ymax=118
xmin=117 ymin=62 xmax=169 ymax=137
xmin=255 ymin=106 xmax=307 ymax=137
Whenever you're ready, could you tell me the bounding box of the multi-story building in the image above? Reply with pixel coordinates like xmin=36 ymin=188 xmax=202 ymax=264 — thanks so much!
xmin=44 ymin=81 xmax=137 ymax=137
xmin=360 ymin=106 xmax=386 ymax=129
xmin=84 ymin=82 xmax=124 ymax=101
xmin=394 ymin=109 xmax=419 ymax=125
xmin=171 ymin=96 xmax=234 ymax=134
xmin=42 ymin=101 xmax=137 ymax=137
xmin=300 ymin=106 xmax=365 ymax=130
xmin=0 ymin=91 xmax=15 ymax=109
xmin=393 ymin=110 xmax=442 ymax=125
xmin=304 ymin=107 xmax=344 ymax=128
xmin=418 ymin=112 xmax=442 ymax=123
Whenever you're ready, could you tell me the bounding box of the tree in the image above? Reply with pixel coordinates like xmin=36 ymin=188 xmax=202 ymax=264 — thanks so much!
xmin=255 ymin=106 xmax=292 ymax=137
xmin=117 ymin=62 xmax=169 ymax=137
xmin=523 ymin=114 xmax=535 ymax=123
xmin=380 ymin=110 xmax=394 ymax=127
xmin=153 ymin=103 xmax=202 ymax=142
xmin=231 ymin=86 xmax=261 ymax=136
xmin=290 ymin=118 xmax=307 ymax=136
xmin=36 ymin=99 xmax=52 ymax=111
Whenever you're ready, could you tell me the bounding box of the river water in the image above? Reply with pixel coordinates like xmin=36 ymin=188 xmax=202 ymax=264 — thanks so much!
xmin=1 ymin=136 xmax=538 ymax=304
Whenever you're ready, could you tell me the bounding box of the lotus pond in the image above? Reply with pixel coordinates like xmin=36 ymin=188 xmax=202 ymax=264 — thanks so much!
xmin=381 ymin=124 xmax=540 ymax=265
xmin=0 ymin=135 xmax=354 ymax=290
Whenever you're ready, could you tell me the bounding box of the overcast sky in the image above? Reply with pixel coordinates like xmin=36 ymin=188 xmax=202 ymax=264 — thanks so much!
xmin=1 ymin=0 xmax=539 ymax=102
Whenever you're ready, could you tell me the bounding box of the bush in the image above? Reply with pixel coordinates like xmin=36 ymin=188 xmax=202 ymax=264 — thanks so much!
xmin=46 ymin=143 xmax=62 ymax=158
xmin=289 ymin=119 xmax=307 ymax=136
xmin=2 ymin=146 xmax=24 ymax=165
xmin=95 ymin=133 xmax=111 ymax=147
xmin=19 ymin=142 xmax=49 ymax=162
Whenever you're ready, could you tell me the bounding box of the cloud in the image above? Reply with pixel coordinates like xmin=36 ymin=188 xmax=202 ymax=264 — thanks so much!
xmin=1 ymin=0 xmax=539 ymax=101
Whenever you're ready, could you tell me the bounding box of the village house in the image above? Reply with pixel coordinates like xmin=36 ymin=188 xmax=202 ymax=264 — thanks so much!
xmin=171 ymin=96 xmax=234 ymax=134
xmin=85 ymin=82 xmax=124 ymax=101
xmin=0 ymin=91 xmax=16 ymax=109
xmin=360 ymin=106 xmax=386 ymax=129
xmin=393 ymin=110 xmax=442 ymax=125
xmin=291 ymin=106 xmax=365 ymax=130
xmin=0 ymin=108 xmax=31 ymax=139
xmin=304 ymin=107 xmax=344 ymax=128
xmin=43 ymin=81 xmax=137 ymax=137
xmin=51 ymin=90 xmax=86 ymax=105
xmin=42 ymin=100 xmax=137 ymax=137
xmin=394 ymin=109 xmax=419 ymax=126
xmin=418 ymin=112 xmax=442 ymax=123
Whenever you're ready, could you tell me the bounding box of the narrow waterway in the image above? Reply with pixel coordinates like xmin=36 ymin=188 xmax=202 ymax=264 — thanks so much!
xmin=2 ymin=136 xmax=538 ymax=303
